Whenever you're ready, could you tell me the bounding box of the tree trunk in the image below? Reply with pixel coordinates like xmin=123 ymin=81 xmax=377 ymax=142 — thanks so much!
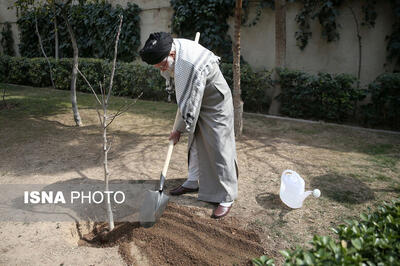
xmin=348 ymin=6 xmax=362 ymax=88
xmin=268 ymin=0 xmax=287 ymax=115
xmin=2 ymin=86 xmax=7 ymax=108
xmin=34 ymin=15 xmax=56 ymax=90
xmin=54 ymin=7 xmax=59 ymax=60
xmin=233 ymin=0 xmax=243 ymax=138
xmin=103 ymin=107 xmax=114 ymax=231
xmin=63 ymin=13 xmax=82 ymax=126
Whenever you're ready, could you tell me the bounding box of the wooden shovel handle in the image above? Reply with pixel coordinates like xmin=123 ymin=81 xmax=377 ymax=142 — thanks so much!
xmin=161 ymin=110 xmax=180 ymax=177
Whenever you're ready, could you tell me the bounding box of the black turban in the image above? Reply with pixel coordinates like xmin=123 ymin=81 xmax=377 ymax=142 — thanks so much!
xmin=139 ymin=32 xmax=173 ymax=65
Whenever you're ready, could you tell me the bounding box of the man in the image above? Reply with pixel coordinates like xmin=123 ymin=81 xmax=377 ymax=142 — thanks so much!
xmin=139 ymin=32 xmax=238 ymax=218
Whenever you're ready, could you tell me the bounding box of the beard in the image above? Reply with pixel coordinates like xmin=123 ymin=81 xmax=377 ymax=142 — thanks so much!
xmin=160 ymin=55 xmax=175 ymax=79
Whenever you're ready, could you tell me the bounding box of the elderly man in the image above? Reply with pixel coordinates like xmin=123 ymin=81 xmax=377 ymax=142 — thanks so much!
xmin=139 ymin=32 xmax=238 ymax=218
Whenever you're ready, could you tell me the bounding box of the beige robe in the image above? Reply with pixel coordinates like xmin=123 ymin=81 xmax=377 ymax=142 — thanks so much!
xmin=175 ymin=61 xmax=238 ymax=203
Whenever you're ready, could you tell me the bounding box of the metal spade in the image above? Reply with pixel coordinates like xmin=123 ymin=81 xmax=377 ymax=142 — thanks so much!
xmin=139 ymin=139 xmax=174 ymax=228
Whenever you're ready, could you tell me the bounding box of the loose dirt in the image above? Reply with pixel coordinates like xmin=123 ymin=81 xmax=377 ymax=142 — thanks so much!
xmin=80 ymin=203 xmax=265 ymax=265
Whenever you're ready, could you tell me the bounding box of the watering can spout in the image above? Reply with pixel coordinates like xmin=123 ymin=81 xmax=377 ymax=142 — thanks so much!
xmin=301 ymin=189 xmax=321 ymax=201
xmin=302 ymin=190 xmax=313 ymax=201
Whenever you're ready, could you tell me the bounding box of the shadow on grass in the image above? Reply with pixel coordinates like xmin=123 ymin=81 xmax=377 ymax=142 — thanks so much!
xmin=0 ymin=84 xmax=177 ymax=178
xmin=0 ymin=113 xmax=153 ymax=177
xmin=242 ymin=113 xmax=400 ymax=157
xmin=255 ymin=192 xmax=291 ymax=211
xmin=310 ymin=174 xmax=375 ymax=204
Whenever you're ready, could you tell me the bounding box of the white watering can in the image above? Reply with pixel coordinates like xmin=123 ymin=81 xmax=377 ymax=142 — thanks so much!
xmin=279 ymin=170 xmax=321 ymax=209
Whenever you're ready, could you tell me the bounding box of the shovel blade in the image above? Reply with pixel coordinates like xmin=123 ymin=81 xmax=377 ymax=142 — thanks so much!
xmin=139 ymin=190 xmax=169 ymax=228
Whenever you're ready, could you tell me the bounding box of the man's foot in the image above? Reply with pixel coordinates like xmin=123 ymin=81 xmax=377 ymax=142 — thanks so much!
xmin=212 ymin=204 xmax=232 ymax=219
xmin=169 ymin=185 xmax=199 ymax=196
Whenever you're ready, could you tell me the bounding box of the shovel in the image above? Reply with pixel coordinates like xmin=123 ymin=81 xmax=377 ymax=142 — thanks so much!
xmin=139 ymin=112 xmax=179 ymax=228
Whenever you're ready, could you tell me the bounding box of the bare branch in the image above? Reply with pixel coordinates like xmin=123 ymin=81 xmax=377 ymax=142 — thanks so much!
xmin=96 ymin=108 xmax=102 ymax=125
xmin=106 ymin=135 xmax=115 ymax=153
xmin=34 ymin=14 xmax=56 ymax=90
xmin=106 ymin=15 xmax=123 ymax=103
xmin=105 ymin=92 xmax=143 ymax=129
xmin=75 ymin=66 xmax=102 ymax=106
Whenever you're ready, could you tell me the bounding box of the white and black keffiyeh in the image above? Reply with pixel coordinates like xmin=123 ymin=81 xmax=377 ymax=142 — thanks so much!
xmin=169 ymin=38 xmax=220 ymax=133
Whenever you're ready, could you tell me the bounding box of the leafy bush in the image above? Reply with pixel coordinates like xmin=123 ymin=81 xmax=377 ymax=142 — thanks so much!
xmin=1 ymin=22 xmax=15 ymax=56
xmin=277 ymin=68 xmax=366 ymax=122
xmin=361 ymin=73 xmax=400 ymax=130
xmin=221 ymin=63 xmax=272 ymax=113
xmin=170 ymin=0 xmax=236 ymax=62
xmin=0 ymin=56 xmax=164 ymax=101
xmin=0 ymin=56 xmax=271 ymax=110
xmin=17 ymin=2 xmax=141 ymax=62
xmin=0 ymin=55 xmax=11 ymax=83
xmin=51 ymin=58 xmax=167 ymax=101
xmin=253 ymin=199 xmax=400 ymax=266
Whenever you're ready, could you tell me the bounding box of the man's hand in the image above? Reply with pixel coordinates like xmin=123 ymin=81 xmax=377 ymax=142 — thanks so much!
xmin=169 ymin=130 xmax=181 ymax=145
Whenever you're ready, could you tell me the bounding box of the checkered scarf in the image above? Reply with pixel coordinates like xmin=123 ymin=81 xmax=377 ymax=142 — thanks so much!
xmin=171 ymin=38 xmax=220 ymax=133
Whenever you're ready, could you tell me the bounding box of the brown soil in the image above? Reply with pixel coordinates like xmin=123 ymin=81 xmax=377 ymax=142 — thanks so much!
xmin=80 ymin=203 xmax=266 ymax=265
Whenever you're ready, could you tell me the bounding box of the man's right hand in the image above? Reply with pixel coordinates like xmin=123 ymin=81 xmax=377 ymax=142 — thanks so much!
xmin=169 ymin=130 xmax=181 ymax=145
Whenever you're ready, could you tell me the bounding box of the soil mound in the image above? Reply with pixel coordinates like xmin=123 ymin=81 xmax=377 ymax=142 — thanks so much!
xmin=79 ymin=203 xmax=266 ymax=265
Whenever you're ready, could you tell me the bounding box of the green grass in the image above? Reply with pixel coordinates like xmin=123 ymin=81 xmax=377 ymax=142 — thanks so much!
xmin=0 ymin=83 xmax=177 ymax=120
xmin=357 ymin=143 xmax=399 ymax=169
xmin=362 ymin=143 xmax=394 ymax=155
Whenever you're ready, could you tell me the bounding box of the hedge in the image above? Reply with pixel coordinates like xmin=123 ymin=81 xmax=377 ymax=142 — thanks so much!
xmin=277 ymin=68 xmax=367 ymax=123
xmin=253 ymin=199 xmax=400 ymax=265
xmin=17 ymin=2 xmax=141 ymax=62
xmin=0 ymin=55 xmax=272 ymax=112
xmin=1 ymin=55 xmax=398 ymax=130
xmin=361 ymin=73 xmax=400 ymax=131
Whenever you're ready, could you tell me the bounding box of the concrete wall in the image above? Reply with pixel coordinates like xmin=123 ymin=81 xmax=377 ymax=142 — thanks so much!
xmin=0 ymin=0 xmax=394 ymax=85
xmin=0 ymin=0 xmax=20 ymax=56
xmin=108 ymin=0 xmax=174 ymax=53
xmin=285 ymin=1 xmax=393 ymax=86
xmin=227 ymin=0 xmax=394 ymax=86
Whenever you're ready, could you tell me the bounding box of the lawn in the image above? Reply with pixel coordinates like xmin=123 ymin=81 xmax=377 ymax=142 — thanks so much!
xmin=0 ymin=84 xmax=399 ymax=265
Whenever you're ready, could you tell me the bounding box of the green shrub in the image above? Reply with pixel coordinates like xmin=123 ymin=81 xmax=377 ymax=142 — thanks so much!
xmin=362 ymin=73 xmax=400 ymax=130
xmin=28 ymin=58 xmax=54 ymax=87
xmin=277 ymin=68 xmax=366 ymax=122
xmin=0 ymin=56 xmax=272 ymax=110
xmin=221 ymin=63 xmax=272 ymax=113
xmin=170 ymin=0 xmax=236 ymax=63
xmin=253 ymin=199 xmax=400 ymax=266
xmin=51 ymin=58 xmax=166 ymax=100
xmin=1 ymin=22 xmax=15 ymax=56
xmin=252 ymin=255 xmax=275 ymax=266
xmin=0 ymin=55 xmax=11 ymax=82
xmin=8 ymin=57 xmax=31 ymax=85
xmin=17 ymin=2 xmax=141 ymax=62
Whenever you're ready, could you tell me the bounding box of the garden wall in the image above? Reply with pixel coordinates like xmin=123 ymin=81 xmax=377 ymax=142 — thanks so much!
xmin=0 ymin=0 xmax=21 ymax=56
xmin=0 ymin=0 xmax=395 ymax=86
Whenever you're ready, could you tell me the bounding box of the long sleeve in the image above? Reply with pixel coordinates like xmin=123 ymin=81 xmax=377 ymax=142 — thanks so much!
xmin=174 ymin=109 xmax=187 ymax=133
